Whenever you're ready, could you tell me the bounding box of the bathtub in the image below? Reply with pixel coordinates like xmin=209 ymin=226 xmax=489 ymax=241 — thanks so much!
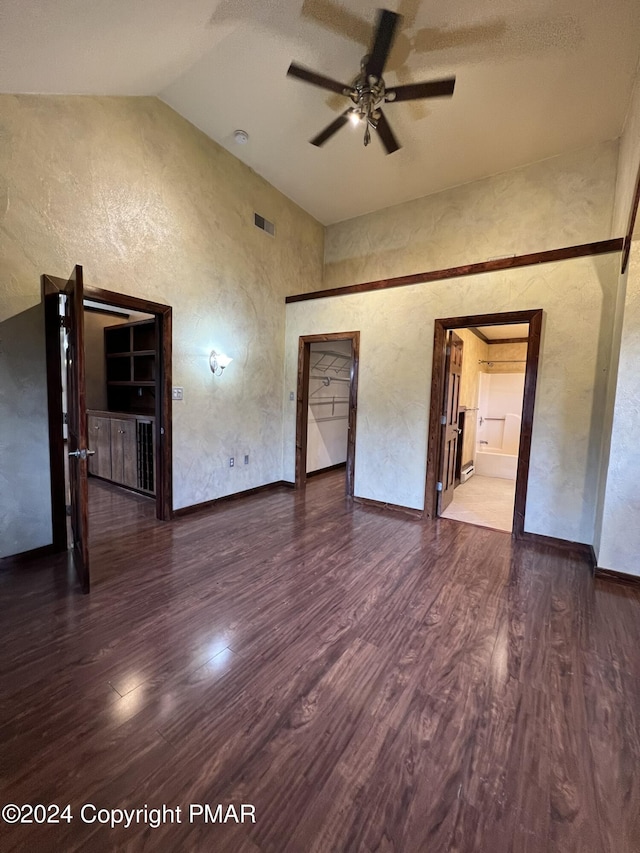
xmin=475 ymin=447 xmax=518 ymax=480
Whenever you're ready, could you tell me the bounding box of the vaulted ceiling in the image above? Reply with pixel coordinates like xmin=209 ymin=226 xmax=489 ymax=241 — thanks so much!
xmin=2 ymin=0 xmax=640 ymax=224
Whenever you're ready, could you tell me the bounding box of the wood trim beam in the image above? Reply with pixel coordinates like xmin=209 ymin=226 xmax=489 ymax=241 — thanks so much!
xmin=295 ymin=338 xmax=311 ymax=490
xmin=487 ymin=337 xmax=529 ymax=345
xmin=424 ymin=320 xmax=447 ymax=519
xmin=468 ymin=327 xmax=489 ymax=343
xmin=159 ymin=308 xmax=173 ymax=520
xmin=286 ymin=239 xmax=623 ymax=304
xmin=83 ymin=286 xmax=172 ymax=316
xmin=622 ymin=164 xmax=640 ymax=274
xmin=512 ymin=310 xmax=542 ymax=537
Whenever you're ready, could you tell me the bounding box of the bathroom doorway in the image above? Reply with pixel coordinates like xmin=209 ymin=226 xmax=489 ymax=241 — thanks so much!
xmin=425 ymin=309 xmax=542 ymax=536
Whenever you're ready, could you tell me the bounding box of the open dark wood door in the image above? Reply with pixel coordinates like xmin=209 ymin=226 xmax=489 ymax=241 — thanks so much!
xmin=64 ymin=266 xmax=91 ymax=593
xmin=438 ymin=331 xmax=463 ymax=514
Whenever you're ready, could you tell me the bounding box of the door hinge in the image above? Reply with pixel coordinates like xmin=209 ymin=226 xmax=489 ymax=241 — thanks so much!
xmin=60 ymin=316 xmax=70 ymax=329
xmin=440 ymin=415 xmax=447 ymax=425
xmin=436 ymin=481 xmax=443 ymax=492
xmin=446 ymin=346 xmax=451 ymax=355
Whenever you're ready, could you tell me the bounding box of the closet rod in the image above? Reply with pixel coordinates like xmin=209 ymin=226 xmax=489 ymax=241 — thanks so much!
xmin=478 ymin=359 xmax=526 ymax=365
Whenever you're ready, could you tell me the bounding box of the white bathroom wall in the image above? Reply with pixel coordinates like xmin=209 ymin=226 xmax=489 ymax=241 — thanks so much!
xmin=478 ymin=373 xmax=525 ymax=450
xmin=307 ymin=340 xmax=352 ymax=473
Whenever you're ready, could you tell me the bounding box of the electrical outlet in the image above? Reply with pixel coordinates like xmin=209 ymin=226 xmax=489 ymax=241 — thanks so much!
xmin=229 ymin=457 xmax=234 ymax=467
xmin=244 ymin=454 xmax=249 ymax=465
xmin=172 ymin=387 xmax=183 ymax=400
xmin=289 ymin=391 xmax=295 ymax=401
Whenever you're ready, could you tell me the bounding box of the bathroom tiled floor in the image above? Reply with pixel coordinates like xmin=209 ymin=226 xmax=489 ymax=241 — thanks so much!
xmin=441 ymin=474 xmax=516 ymax=532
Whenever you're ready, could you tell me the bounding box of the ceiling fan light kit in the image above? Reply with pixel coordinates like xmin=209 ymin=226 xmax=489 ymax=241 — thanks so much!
xmin=287 ymin=8 xmax=456 ymax=154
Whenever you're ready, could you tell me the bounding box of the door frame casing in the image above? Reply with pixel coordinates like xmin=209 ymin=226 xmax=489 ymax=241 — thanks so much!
xmin=295 ymin=332 xmax=360 ymax=495
xmin=424 ymin=309 xmax=543 ymax=538
xmin=437 ymin=330 xmax=464 ymax=515
xmin=43 ymin=276 xmax=173 ymax=551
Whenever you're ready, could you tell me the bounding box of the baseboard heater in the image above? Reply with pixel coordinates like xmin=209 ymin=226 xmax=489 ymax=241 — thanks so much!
xmin=461 ymin=464 xmax=475 ymax=483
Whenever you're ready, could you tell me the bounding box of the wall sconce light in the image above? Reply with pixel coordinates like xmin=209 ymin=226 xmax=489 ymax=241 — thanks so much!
xmin=209 ymin=350 xmax=233 ymax=376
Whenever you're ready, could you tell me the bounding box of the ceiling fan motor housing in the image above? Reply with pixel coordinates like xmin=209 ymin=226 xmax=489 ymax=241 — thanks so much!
xmin=286 ymin=8 xmax=455 ymax=154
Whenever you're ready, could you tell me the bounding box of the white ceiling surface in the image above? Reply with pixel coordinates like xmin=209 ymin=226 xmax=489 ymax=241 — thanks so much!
xmin=1 ymin=1 xmax=640 ymax=225
xmin=475 ymin=323 xmax=529 ymax=340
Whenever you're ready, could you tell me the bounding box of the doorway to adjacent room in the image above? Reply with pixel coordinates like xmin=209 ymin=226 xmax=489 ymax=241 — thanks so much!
xmin=425 ymin=309 xmax=542 ymax=536
xmin=295 ymin=332 xmax=360 ymax=495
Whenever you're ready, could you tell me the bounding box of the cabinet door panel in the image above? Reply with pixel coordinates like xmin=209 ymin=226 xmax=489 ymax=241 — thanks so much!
xmin=122 ymin=422 xmax=138 ymax=488
xmin=111 ymin=418 xmax=137 ymax=488
xmin=87 ymin=416 xmax=111 ymax=478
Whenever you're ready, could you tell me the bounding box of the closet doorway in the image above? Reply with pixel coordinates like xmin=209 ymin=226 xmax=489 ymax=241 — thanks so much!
xmin=295 ymin=332 xmax=359 ymax=495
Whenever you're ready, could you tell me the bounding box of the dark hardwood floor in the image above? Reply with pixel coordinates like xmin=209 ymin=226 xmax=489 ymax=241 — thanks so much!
xmin=1 ymin=472 xmax=639 ymax=852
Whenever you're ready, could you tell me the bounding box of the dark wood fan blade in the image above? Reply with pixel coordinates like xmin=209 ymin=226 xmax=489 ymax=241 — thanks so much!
xmin=385 ymin=77 xmax=456 ymax=102
xmin=310 ymin=110 xmax=352 ymax=146
xmin=287 ymin=63 xmax=350 ymax=96
xmin=366 ymin=9 xmax=401 ymax=80
xmin=375 ymin=110 xmax=400 ymax=154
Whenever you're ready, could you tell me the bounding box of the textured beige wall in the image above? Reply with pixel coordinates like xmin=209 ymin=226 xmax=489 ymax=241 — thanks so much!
xmin=611 ymin=73 xmax=640 ymax=238
xmin=300 ymin=142 xmax=619 ymax=545
xmin=0 ymin=306 xmax=52 ymax=557
xmin=284 ymin=253 xmax=619 ymax=544
xmin=0 ymin=95 xmax=323 ymax=556
xmin=598 ymin=244 xmax=640 ymax=573
xmin=594 ymin=66 xmax=640 ymax=564
xmin=486 ymin=342 xmax=528 ymax=373
xmin=323 ymin=141 xmax=617 ymax=290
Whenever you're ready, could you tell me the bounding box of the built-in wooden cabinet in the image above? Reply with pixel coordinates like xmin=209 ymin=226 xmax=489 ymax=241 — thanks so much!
xmin=87 ymin=317 xmax=157 ymax=497
xmin=110 ymin=417 xmax=138 ymax=489
xmin=105 ymin=319 xmax=156 ymax=415
xmin=87 ymin=414 xmax=112 ymax=480
xmin=87 ymin=411 xmax=155 ymax=495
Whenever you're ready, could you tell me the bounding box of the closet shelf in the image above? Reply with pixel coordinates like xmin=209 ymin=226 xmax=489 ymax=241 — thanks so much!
xmin=107 ymin=350 xmax=155 ymax=358
xmin=107 ymin=380 xmax=155 ymax=387
xmin=310 ymin=350 xmax=351 ymax=376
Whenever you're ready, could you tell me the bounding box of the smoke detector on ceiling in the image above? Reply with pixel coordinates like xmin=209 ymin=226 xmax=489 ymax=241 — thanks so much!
xmin=233 ymin=129 xmax=249 ymax=144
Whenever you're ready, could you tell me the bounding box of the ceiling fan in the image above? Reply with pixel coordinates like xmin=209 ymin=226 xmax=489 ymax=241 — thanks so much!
xmin=287 ymin=8 xmax=456 ymax=154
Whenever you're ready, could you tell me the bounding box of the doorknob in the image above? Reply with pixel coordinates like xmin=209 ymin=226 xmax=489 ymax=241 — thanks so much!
xmin=68 ymin=449 xmax=96 ymax=460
